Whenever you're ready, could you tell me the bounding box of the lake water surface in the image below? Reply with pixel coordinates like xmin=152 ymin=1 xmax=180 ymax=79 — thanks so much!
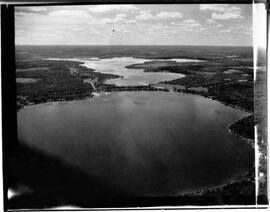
xmin=47 ymin=57 xmax=188 ymax=86
xmin=17 ymin=91 xmax=254 ymax=197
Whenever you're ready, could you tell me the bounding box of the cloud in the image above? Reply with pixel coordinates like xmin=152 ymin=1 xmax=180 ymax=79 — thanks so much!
xmin=15 ymin=5 xmax=251 ymax=45
xmin=181 ymin=19 xmax=200 ymax=27
xmin=219 ymin=25 xmax=251 ymax=34
xmin=156 ymin=11 xmax=183 ymax=19
xmin=114 ymin=13 xmax=127 ymax=20
xmin=172 ymin=19 xmax=201 ymax=27
xmin=171 ymin=19 xmax=204 ymax=33
xmin=102 ymin=13 xmax=133 ymax=24
xmin=135 ymin=10 xmax=155 ymax=21
xmin=219 ymin=28 xmax=233 ymax=33
xmin=212 ymin=12 xmax=243 ymax=20
xmin=88 ymin=5 xmax=138 ymax=13
xmin=136 ymin=10 xmax=183 ymax=21
xmin=200 ymin=4 xmax=243 ymax=20
xmin=47 ymin=9 xmax=132 ymax=26
xmin=48 ymin=10 xmax=92 ymax=24
xmin=206 ymin=19 xmax=216 ymax=24
xmin=205 ymin=19 xmax=223 ymax=27
xmin=200 ymin=5 xmax=228 ymax=12
xmin=15 ymin=11 xmax=28 ymax=16
xmin=28 ymin=7 xmax=47 ymax=12
xmin=49 ymin=10 xmax=90 ymax=18
xmin=15 ymin=6 xmax=48 ymax=15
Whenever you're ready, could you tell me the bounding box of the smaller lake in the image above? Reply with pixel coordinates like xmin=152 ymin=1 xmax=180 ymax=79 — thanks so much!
xmin=46 ymin=57 xmax=200 ymax=86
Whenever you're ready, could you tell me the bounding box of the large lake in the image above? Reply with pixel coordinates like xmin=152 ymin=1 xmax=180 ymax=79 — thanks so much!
xmin=17 ymin=91 xmax=254 ymax=197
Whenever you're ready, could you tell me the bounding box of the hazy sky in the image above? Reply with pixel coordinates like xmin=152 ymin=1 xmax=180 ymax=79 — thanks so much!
xmin=15 ymin=4 xmax=252 ymax=46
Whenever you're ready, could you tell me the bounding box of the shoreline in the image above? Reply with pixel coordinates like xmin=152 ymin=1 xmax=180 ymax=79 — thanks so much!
xmin=16 ymin=85 xmax=255 ymax=200
xmin=17 ymin=84 xmax=254 ymax=145
xmin=141 ymin=167 xmax=254 ymax=199
xmin=228 ymin=117 xmax=255 ymax=148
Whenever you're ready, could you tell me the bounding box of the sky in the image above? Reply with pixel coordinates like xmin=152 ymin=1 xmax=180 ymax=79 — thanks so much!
xmin=15 ymin=4 xmax=253 ymax=46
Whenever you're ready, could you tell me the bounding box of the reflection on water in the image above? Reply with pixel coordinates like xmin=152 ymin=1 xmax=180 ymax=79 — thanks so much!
xmin=17 ymin=92 xmax=254 ymax=196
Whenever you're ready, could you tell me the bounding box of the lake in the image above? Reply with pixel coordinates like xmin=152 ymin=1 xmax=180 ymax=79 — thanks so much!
xmin=47 ymin=57 xmax=188 ymax=86
xmin=17 ymin=91 xmax=254 ymax=197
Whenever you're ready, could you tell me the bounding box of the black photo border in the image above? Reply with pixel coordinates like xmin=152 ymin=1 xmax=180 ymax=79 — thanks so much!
xmin=1 ymin=0 xmax=268 ymax=211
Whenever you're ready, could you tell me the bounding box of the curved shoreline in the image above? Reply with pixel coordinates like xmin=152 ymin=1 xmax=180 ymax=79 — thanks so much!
xmin=16 ymin=88 xmax=255 ymax=203
xmin=17 ymin=84 xmax=254 ymax=146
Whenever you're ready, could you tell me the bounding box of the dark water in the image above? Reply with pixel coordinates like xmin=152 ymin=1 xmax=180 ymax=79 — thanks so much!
xmin=17 ymin=92 xmax=254 ymax=197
